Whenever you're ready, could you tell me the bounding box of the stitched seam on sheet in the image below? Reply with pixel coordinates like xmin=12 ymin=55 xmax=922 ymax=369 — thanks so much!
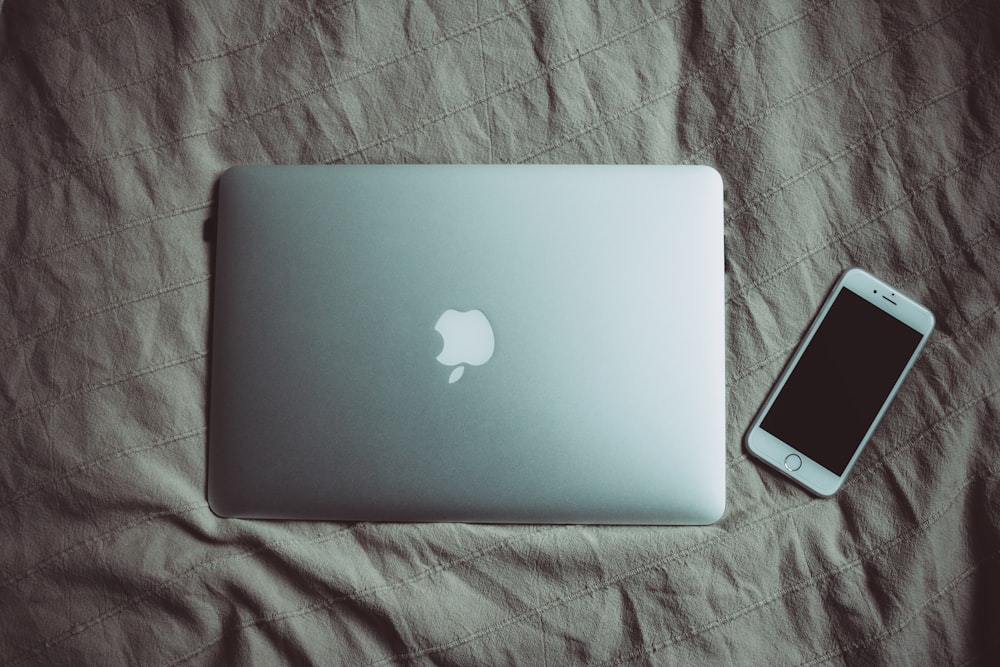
xmin=306 ymin=0 xmax=338 ymax=90
xmin=906 ymin=219 xmax=1000 ymax=293
xmin=513 ymin=0 xmax=969 ymax=164
xmin=727 ymin=140 xmax=1000 ymax=304
xmin=896 ymin=222 xmax=1000 ymax=346
xmin=727 ymin=218 xmax=1000 ymax=387
xmin=3 ymin=517 xmax=375 ymax=666
xmin=0 ymin=199 xmax=210 ymax=276
xmin=682 ymin=0 xmax=976 ymax=166
xmin=2 ymin=276 xmax=60 ymax=482
xmin=718 ymin=60 xmax=1000 ymax=221
xmin=476 ymin=0 xmax=495 ymax=163
xmin=15 ymin=524 xmax=565 ymax=667
xmin=0 ymin=427 xmax=205 ymax=510
xmin=797 ymin=549 xmax=1000 ymax=667
xmin=320 ymin=0 xmax=693 ymax=162
xmin=312 ymin=0 xmax=538 ymax=88
xmin=598 ymin=472 xmax=997 ymax=666
xmin=0 ymin=7 xmax=324 ymax=132
xmin=12 ymin=326 xmax=58 ymax=499
xmin=0 ymin=274 xmax=209 ymax=354
xmin=381 ymin=468 xmax=998 ymax=666
xmin=856 ymin=384 xmax=1000 ymax=485
xmin=602 ymin=520 xmax=996 ymax=666
xmin=925 ymin=301 xmax=1000 ymax=357
xmin=0 ymin=0 xmax=168 ymax=66
xmin=4 ymin=523 xmax=364 ymax=665
xmin=156 ymin=382 xmax=1000 ymax=667
xmin=0 ymin=0 xmax=539 ymax=203
xmin=156 ymin=523 xmax=620 ymax=667
xmin=0 ymin=0 xmax=364 ymax=131
xmin=380 ymin=0 xmax=833 ymax=167
xmin=0 ymin=503 xmax=207 ymax=591
xmin=0 ymin=350 xmax=206 ymax=430
xmin=509 ymin=0 xmax=842 ymax=163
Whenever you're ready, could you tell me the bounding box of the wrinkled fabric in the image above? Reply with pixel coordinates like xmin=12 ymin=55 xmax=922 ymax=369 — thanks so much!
xmin=1 ymin=0 xmax=998 ymax=664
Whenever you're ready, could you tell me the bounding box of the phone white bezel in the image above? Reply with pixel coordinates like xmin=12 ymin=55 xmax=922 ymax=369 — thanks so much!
xmin=745 ymin=268 xmax=935 ymax=497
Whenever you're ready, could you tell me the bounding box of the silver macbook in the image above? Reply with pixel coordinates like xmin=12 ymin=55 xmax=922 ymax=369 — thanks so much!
xmin=208 ymin=165 xmax=725 ymax=524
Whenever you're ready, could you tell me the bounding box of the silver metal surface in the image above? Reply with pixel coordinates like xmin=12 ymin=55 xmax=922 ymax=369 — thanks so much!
xmin=208 ymin=165 xmax=725 ymax=524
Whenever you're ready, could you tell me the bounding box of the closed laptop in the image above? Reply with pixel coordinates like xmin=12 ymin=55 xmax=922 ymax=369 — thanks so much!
xmin=208 ymin=165 xmax=725 ymax=524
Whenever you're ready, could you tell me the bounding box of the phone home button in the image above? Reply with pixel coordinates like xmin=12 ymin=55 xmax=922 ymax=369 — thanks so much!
xmin=783 ymin=454 xmax=803 ymax=471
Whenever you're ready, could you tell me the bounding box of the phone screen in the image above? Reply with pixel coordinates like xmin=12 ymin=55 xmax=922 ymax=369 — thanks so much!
xmin=760 ymin=288 xmax=924 ymax=475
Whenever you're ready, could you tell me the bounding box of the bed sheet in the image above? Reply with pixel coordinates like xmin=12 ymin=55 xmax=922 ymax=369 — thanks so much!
xmin=1 ymin=0 xmax=998 ymax=664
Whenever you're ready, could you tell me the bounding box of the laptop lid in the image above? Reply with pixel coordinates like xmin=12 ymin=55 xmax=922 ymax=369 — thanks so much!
xmin=208 ymin=165 xmax=725 ymax=524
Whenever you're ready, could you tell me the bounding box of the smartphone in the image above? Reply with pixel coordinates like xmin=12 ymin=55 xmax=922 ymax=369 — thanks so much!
xmin=745 ymin=268 xmax=935 ymax=497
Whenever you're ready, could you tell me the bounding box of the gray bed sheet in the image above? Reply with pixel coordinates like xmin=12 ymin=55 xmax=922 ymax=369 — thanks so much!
xmin=1 ymin=0 xmax=998 ymax=664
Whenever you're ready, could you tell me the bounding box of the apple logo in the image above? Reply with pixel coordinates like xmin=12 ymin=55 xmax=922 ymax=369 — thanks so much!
xmin=434 ymin=309 xmax=495 ymax=384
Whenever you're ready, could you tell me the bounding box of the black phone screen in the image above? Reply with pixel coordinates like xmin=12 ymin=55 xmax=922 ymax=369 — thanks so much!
xmin=760 ymin=288 xmax=923 ymax=475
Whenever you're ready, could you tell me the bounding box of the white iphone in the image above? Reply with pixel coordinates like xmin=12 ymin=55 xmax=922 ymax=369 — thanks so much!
xmin=745 ymin=268 xmax=935 ymax=497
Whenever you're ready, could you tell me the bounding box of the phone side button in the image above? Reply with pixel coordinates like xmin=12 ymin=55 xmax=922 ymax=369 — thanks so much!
xmin=783 ymin=454 xmax=803 ymax=471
